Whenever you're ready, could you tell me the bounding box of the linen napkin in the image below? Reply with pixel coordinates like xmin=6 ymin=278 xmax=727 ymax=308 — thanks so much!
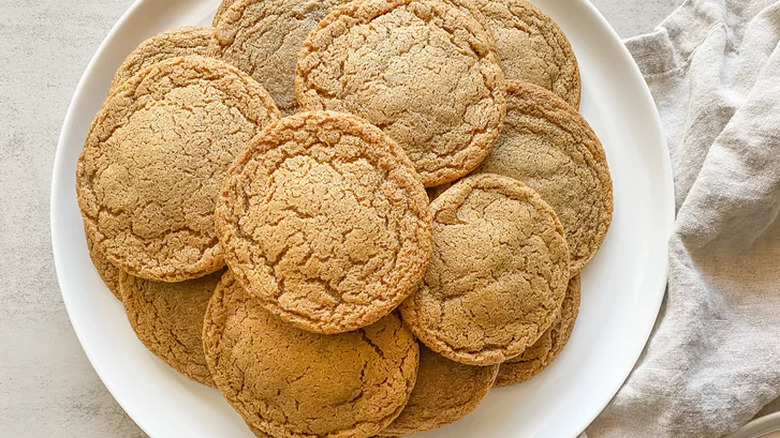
xmin=582 ymin=0 xmax=780 ymax=436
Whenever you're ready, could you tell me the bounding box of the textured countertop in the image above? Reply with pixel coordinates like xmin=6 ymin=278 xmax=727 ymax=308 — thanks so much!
xmin=0 ymin=0 xmax=680 ymax=436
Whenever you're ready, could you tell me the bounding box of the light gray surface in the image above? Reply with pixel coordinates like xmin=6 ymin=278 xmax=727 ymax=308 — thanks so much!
xmin=0 ymin=0 xmax=679 ymax=437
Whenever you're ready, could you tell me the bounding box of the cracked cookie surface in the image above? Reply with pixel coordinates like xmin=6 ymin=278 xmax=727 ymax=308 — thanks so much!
xmin=379 ymin=344 xmax=498 ymax=435
xmin=295 ymin=0 xmax=506 ymax=187
xmin=86 ymin=229 xmax=122 ymax=300
xmin=216 ymin=111 xmax=432 ymax=334
xmin=211 ymin=0 xmax=352 ymax=115
xmin=464 ymin=0 xmax=580 ymax=108
xmin=213 ymin=0 xmax=238 ymax=25
xmin=494 ymin=274 xmax=580 ymax=386
xmin=203 ymin=271 xmax=419 ymax=438
xmin=474 ymin=81 xmax=612 ymax=273
xmin=108 ymin=27 xmax=213 ymax=97
xmin=76 ymin=55 xmax=280 ymax=282
xmin=120 ymin=270 xmax=222 ymax=387
xmin=400 ymin=173 xmax=570 ymax=365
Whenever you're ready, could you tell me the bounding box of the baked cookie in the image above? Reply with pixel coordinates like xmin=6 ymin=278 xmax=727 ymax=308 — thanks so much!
xmin=494 ymin=275 xmax=581 ymax=387
xmin=108 ymin=27 xmax=212 ymax=97
xmin=203 ymin=272 xmax=419 ymax=438
xmin=216 ymin=111 xmax=432 ymax=334
xmin=464 ymin=0 xmax=580 ymax=108
xmin=474 ymin=81 xmax=612 ymax=273
xmin=249 ymin=426 xmax=270 ymax=438
xmin=379 ymin=344 xmax=498 ymax=435
xmin=211 ymin=0 xmax=351 ymax=114
xmin=85 ymin=230 xmax=122 ymax=300
xmin=400 ymin=173 xmax=570 ymax=365
xmin=76 ymin=55 xmax=279 ymax=282
xmin=120 ymin=270 xmax=222 ymax=387
xmin=296 ymin=0 xmax=506 ymax=187
xmin=213 ymin=0 xmax=238 ymax=26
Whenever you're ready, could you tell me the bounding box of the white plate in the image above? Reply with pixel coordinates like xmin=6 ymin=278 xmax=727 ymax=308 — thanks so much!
xmin=727 ymin=413 xmax=780 ymax=438
xmin=51 ymin=0 xmax=674 ymax=437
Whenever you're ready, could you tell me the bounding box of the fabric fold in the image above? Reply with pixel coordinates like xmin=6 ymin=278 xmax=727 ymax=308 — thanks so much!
xmin=586 ymin=1 xmax=780 ymax=437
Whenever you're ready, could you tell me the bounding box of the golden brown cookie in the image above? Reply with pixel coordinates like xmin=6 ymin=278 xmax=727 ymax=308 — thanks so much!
xmin=246 ymin=420 xmax=272 ymax=438
xmin=473 ymin=81 xmax=612 ymax=273
xmin=248 ymin=424 xmax=390 ymax=438
xmin=85 ymin=230 xmax=122 ymax=300
xmin=212 ymin=0 xmax=238 ymax=26
xmin=108 ymin=27 xmax=212 ymax=97
xmin=215 ymin=111 xmax=432 ymax=334
xmin=379 ymin=344 xmax=498 ymax=435
xmin=203 ymin=271 xmax=420 ymax=438
xmin=494 ymin=275 xmax=581 ymax=387
xmin=211 ymin=0 xmax=351 ymax=115
xmin=296 ymin=0 xmax=506 ymax=187
xmin=76 ymin=55 xmax=280 ymax=282
xmin=245 ymin=405 xmax=395 ymax=438
xmin=120 ymin=270 xmax=222 ymax=387
xmin=464 ymin=0 xmax=580 ymax=108
xmin=400 ymin=173 xmax=570 ymax=365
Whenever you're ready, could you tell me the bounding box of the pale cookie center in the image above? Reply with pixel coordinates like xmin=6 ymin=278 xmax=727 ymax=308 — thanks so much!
xmin=493 ymin=26 xmax=555 ymax=89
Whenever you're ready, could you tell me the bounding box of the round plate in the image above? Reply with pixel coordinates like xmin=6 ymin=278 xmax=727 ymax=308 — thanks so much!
xmin=50 ymin=0 xmax=674 ymax=437
xmin=727 ymin=413 xmax=780 ymax=438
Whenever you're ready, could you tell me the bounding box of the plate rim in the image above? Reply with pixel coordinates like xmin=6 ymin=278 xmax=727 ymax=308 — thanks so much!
xmin=727 ymin=412 xmax=780 ymax=438
xmin=50 ymin=0 xmax=675 ymax=437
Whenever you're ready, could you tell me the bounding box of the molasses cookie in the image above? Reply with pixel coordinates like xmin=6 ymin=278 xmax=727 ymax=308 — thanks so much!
xmin=494 ymin=275 xmax=581 ymax=387
xmin=474 ymin=81 xmax=612 ymax=273
xmin=203 ymin=272 xmax=419 ymax=438
xmin=120 ymin=270 xmax=222 ymax=387
xmin=465 ymin=0 xmax=580 ymax=107
xmin=108 ymin=27 xmax=213 ymax=97
xmin=380 ymin=344 xmax=498 ymax=435
xmin=296 ymin=0 xmax=506 ymax=187
xmin=213 ymin=0 xmax=238 ymax=26
xmin=76 ymin=55 xmax=280 ymax=282
xmin=86 ymin=231 xmax=122 ymax=300
xmin=400 ymin=173 xmax=570 ymax=365
xmin=216 ymin=111 xmax=432 ymax=334
xmin=211 ymin=0 xmax=352 ymax=114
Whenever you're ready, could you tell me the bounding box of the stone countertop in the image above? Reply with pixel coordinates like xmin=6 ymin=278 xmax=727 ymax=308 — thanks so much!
xmin=0 ymin=0 xmax=680 ymax=437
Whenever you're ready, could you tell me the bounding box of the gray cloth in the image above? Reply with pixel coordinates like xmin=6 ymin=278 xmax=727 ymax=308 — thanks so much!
xmin=584 ymin=0 xmax=780 ymax=436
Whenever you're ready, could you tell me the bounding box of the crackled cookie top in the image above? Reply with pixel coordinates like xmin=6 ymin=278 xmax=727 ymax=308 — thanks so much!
xmin=495 ymin=275 xmax=580 ymax=387
xmin=212 ymin=0 xmax=238 ymax=25
xmin=296 ymin=0 xmax=506 ymax=187
xmin=211 ymin=0 xmax=351 ymax=114
xmin=86 ymin=230 xmax=122 ymax=300
xmin=108 ymin=27 xmax=213 ymax=97
xmin=120 ymin=270 xmax=221 ymax=387
xmin=400 ymin=173 xmax=570 ymax=365
xmin=76 ymin=55 xmax=279 ymax=282
xmin=474 ymin=81 xmax=612 ymax=273
xmin=203 ymin=272 xmax=419 ymax=438
xmin=216 ymin=111 xmax=432 ymax=334
xmin=466 ymin=0 xmax=580 ymax=108
xmin=380 ymin=344 xmax=498 ymax=435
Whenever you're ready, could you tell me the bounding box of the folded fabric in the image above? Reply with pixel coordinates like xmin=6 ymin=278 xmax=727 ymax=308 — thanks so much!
xmin=584 ymin=0 xmax=780 ymax=436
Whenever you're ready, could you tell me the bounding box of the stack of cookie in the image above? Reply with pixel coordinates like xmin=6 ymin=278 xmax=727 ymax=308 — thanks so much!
xmin=75 ymin=0 xmax=612 ymax=436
